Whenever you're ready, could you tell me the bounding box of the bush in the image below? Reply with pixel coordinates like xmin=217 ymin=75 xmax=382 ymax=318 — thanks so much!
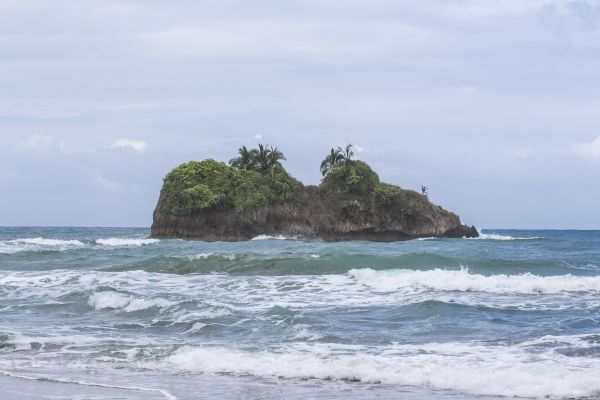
xmin=161 ymin=159 xmax=300 ymax=215
xmin=321 ymin=160 xmax=379 ymax=197
xmin=319 ymin=160 xmax=380 ymax=223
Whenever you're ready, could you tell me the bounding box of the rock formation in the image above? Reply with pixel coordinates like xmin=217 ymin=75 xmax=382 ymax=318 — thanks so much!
xmin=150 ymin=158 xmax=478 ymax=241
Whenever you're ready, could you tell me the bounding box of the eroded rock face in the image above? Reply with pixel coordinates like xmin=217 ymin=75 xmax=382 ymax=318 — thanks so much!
xmin=151 ymin=185 xmax=478 ymax=242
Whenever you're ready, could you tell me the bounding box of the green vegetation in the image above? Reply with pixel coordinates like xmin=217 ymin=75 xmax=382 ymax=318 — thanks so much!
xmin=229 ymin=144 xmax=286 ymax=176
xmin=161 ymin=154 xmax=299 ymax=216
xmin=160 ymin=143 xmax=437 ymax=221
xmin=375 ymin=182 xmax=422 ymax=214
xmin=320 ymin=160 xmax=380 ymax=222
xmin=320 ymin=144 xmax=355 ymax=176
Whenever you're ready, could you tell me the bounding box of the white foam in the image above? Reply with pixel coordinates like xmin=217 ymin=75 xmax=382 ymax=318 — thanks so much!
xmin=188 ymin=253 xmax=236 ymax=260
xmin=251 ymin=234 xmax=292 ymax=240
xmin=96 ymin=238 xmax=159 ymax=246
xmin=293 ymin=325 xmax=325 ymax=341
xmin=348 ymin=267 xmax=600 ymax=295
xmin=88 ymin=292 xmax=174 ymax=312
xmin=162 ymin=339 xmax=600 ymax=399
xmin=0 ymin=237 xmax=85 ymax=253
xmin=15 ymin=238 xmax=85 ymax=246
xmin=186 ymin=322 xmax=208 ymax=333
xmin=189 ymin=252 xmax=214 ymax=259
xmin=469 ymin=230 xmax=541 ymax=241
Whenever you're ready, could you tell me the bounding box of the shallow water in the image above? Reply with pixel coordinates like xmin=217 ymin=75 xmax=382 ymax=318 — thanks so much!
xmin=1 ymin=227 xmax=599 ymax=399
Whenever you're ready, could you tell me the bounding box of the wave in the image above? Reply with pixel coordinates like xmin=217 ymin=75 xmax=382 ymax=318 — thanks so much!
xmin=469 ymin=230 xmax=541 ymax=241
xmin=110 ymin=252 xmax=463 ymax=276
xmin=0 ymin=237 xmax=85 ymax=254
xmin=95 ymin=238 xmax=159 ymax=246
xmin=187 ymin=253 xmax=236 ymax=261
xmin=12 ymin=238 xmax=85 ymax=246
xmin=4 ymin=268 xmax=600 ymax=314
xmin=348 ymin=267 xmax=600 ymax=294
xmin=161 ymin=338 xmax=600 ymax=398
xmin=251 ymin=234 xmax=294 ymax=240
xmin=88 ymin=292 xmax=175 ymax=312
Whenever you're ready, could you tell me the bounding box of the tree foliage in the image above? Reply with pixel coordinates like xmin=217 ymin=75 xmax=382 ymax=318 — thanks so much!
xmin=320 ymin=160 xmax=380 ymax=223
xmin=161 ymin=159 xmax=299 ymax=215
xmin=320 ymin=144 xmax=355 ymax=176
xmin=160 ymin=143 xmax=437 ymax=224
xmin=229 ymin=144 xmax=287 ymax=176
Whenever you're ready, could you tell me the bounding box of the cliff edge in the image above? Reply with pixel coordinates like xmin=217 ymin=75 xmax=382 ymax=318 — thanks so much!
xmin=150 ymin=153 xmax=477 ymax=241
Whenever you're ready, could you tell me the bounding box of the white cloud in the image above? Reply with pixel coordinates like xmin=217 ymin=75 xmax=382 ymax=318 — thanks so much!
xmin=110 ymin=138 xmax=147 ymax=154
xmin=18 ymin=132 xmax=61 ymax=152
xmin=571 ymin=135 xmax=600 ymax=160
xmin=254 ymin=134 xmax=263 ymax=140
xmin=354 ymin=145 xmax=365 ymax=153
xmin=506 ymin=146 xmax=535 ymax=162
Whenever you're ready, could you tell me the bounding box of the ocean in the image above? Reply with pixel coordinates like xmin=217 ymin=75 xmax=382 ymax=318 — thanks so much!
xmin=1 ymin=227 xmax=599 ymax=399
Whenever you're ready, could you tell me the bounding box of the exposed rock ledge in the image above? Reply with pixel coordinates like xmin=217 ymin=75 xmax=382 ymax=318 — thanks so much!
xmin=151 ymin=182 xmax=478 ymax=242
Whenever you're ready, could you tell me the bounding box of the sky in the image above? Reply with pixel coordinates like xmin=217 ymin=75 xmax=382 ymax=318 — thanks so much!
xmin=1 ymin=0 xmax=599 ymax=229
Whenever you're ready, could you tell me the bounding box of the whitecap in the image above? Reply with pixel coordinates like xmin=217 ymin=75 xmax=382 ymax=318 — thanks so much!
xmin=293 ymin=325 xmax=324 ymax=341
xmin=468 ymin=229 xmax=541 ymax=241
xmin=348 ymin=267 xmax=600 ymax=295
xmin=161 ymin=338 xmax=600 ymax=399
xmin=96 ymin=238 xmax=159 ymax=246
xmin=251 ymin=234 xmax=293 ymax=240
xmin=0 ymin=237 xmax=85 ymax=253
xmin=88 ymin=292 xmax=174 ymax=312
xmin=187 ymin=253 xmax=236 ymax=260
xmin=14 ymin=238 xmax=85 ymax=246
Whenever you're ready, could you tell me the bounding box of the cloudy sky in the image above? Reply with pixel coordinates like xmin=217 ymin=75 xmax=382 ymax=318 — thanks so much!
xmin=1 ymin=0 xmax=599 ymax=228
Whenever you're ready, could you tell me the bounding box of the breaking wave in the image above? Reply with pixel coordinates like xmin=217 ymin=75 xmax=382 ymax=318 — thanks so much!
xmin=348 ymin=267 xmax=600 ymax=294
xmin=162 ymin=337 xmax=600 ymax=399
xmin=88 ymin=292 xmax=175 ymax=312
xmin=251 ymin=235 xmax=294 ymax=240
xmin=95 ymin=238 xmax=160 ymax=246
xmin=0 ymin=237 xmax=85 ymax=254
xmin=470 ymin=230 xmax=541 ymax=241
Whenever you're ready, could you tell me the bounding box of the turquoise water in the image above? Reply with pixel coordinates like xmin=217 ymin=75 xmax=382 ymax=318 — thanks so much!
xmin=1 ymin=227 xmax=600 ymax=399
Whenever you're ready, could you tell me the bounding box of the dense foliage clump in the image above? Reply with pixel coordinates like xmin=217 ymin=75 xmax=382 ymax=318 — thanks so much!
xmin=320 ymin=160 xmax=380 ymax=222
xmin=159 ymin=143 xmax=439 ymax=221
xmin=161 ymin=159 xmax=299 ymax=216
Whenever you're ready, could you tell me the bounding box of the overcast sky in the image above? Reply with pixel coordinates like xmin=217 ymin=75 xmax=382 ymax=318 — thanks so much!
xmin=1 ymin=0 xmax=599 ymax=228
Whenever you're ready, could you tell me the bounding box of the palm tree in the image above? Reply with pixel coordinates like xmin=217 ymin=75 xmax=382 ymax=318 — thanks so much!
xmin=320 ymin=144 xmax=354 ymax=176
xmin=230 ymin=143 xmax=287 ymax=175
xmin=266 ymin=146 xmax=286 ymax=175
xmin=338 ymin=144 xmax=354 ymax=162
xmin=254 ymin=143 xmax=271 ymax=173
xmin=421 ymin=185 xmax=428 ymax=196
xmin=320 ymin=147 xmax=343 ymax=176
xmin=229 ymin=146 xmax=257 ymax=170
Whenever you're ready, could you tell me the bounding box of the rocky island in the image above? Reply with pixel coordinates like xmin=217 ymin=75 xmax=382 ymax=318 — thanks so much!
xmin=151 ymin=144 xmax=478 ymax=241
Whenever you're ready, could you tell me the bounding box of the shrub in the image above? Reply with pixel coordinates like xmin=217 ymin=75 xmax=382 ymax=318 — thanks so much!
xmin=321 ymin=160 xmax=379 ymax=197
xmin=160 ymin=159 xmax=300 ymax=215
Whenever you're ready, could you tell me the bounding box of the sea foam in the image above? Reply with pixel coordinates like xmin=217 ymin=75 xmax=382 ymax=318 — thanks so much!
xmin=88 ymin=292 xmax=174 ymax=312
xmin=0 ymin=237 xmax=85 ymax=253
xmin=95 ymin=238 xmax=159 ymax=246
xmin=348 ymin=267 xmax=600 ymax=294
xmin=251 ymin=234 xmax=293 ymax=240
xmin=163 ymin=338 xmax=600 ymax=399
xmin=469 ymin=230 xmax=541 ymax=240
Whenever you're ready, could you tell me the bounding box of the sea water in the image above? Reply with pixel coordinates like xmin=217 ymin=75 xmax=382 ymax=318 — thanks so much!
xmin=1 ymin=227 xmax=599 ymax=399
